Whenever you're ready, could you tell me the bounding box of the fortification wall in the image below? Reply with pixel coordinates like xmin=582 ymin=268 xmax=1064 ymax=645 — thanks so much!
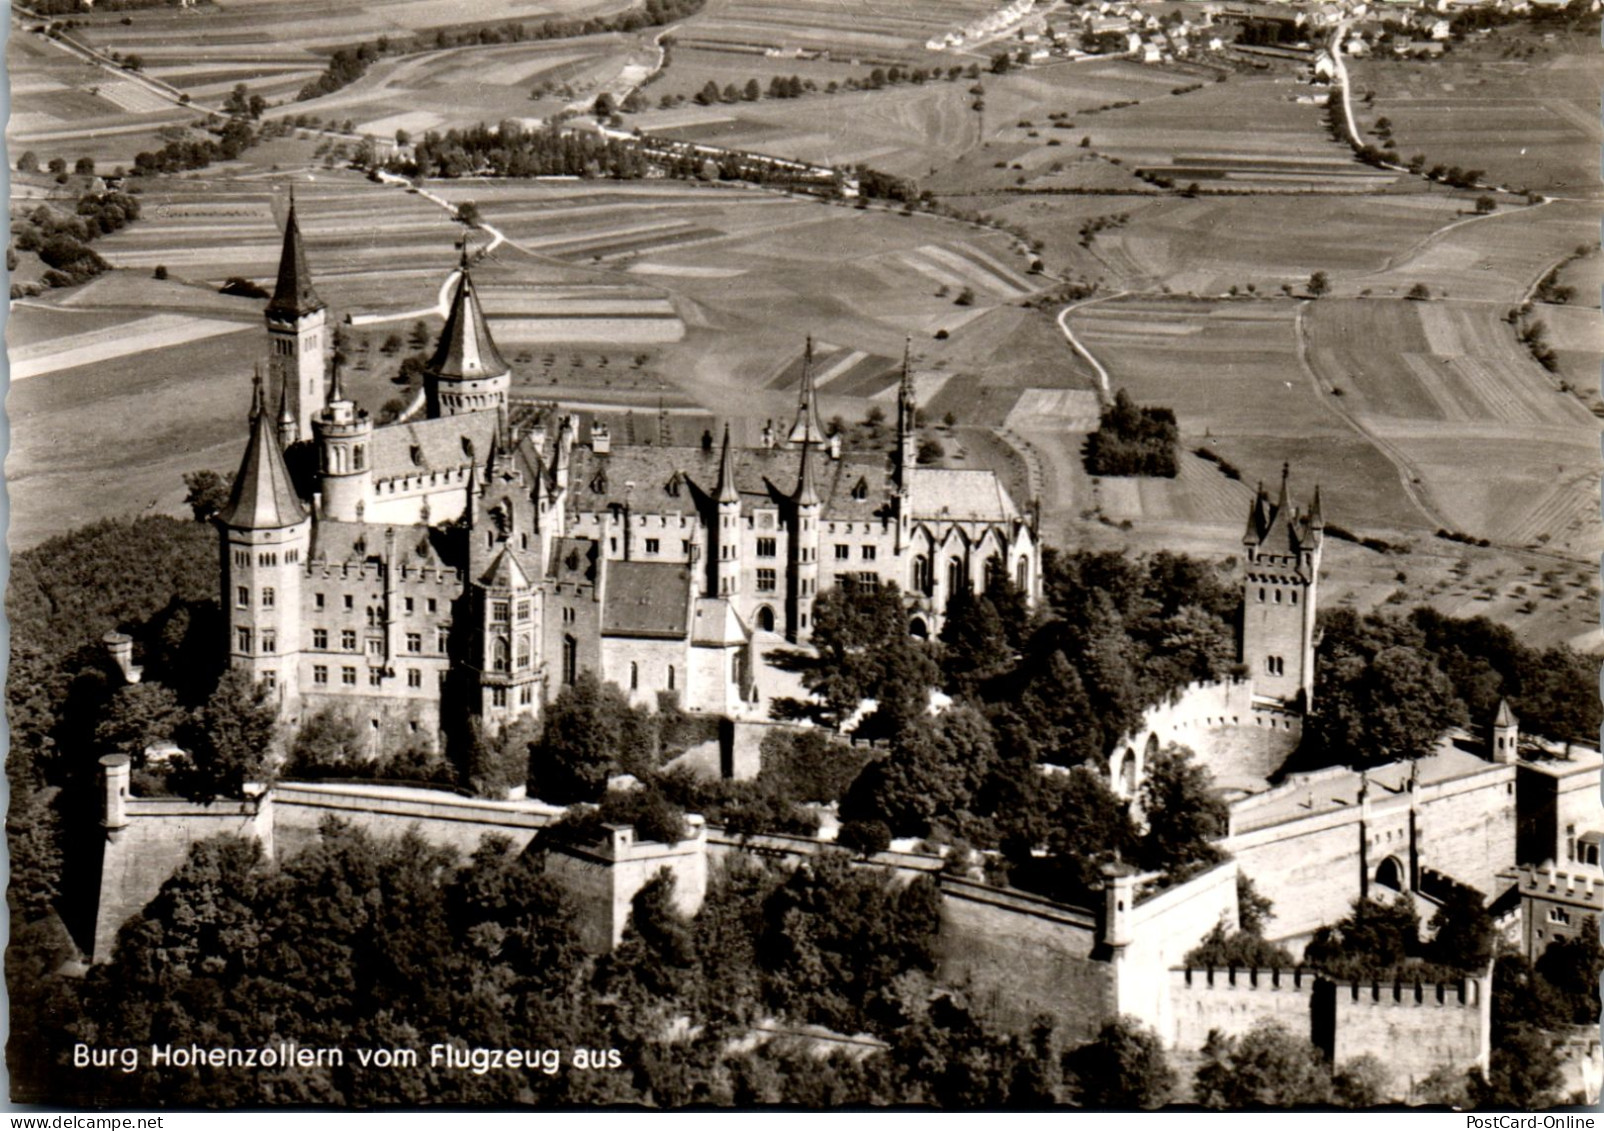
xmin=1331 ymin=976 xmax=1489 ymax=1092
xmin=544 ymin=819 xmax=708 ymax=951
xmin=1120 ymin=860 xmax=1239 ymax=1033
xmin=1415 ymin=768 xmax=1516 ymax=897
xmin=1113 ymin=680 xmax=1300 ymax=793
xmin=1226 ymin=804 xmax=1363 ymax=951
xmin=94 ymin=798 xmax=272 ymax=963
xmin=935 ymin=877 xmax=1110 ymax=1042
xmin=269 ymin=781 xmax=561 ymax=859
xmin=1165 ymin=967 xmax=1317 ymax=1051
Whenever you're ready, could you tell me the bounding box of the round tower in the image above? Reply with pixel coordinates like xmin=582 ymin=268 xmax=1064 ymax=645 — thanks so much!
xmin=787 ymin=439 xmax=822 ymax=642
xmin=218 ymin=375 xmax=312 ymax=715
xmin=426 ymin=247 xmax=511 ymax=419
xmin=712 ymin=424 xmax=742 ymax=599
xmin=315 ymin=366 xmax=372 ymax=522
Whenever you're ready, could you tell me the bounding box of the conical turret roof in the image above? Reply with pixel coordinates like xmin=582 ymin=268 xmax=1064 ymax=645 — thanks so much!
xmin=795 ymin=438 xmax=820 ymax=507
xmin=265 ymin=193 xmax=323 ymax=321
xmin=428 ymin=253 xmax=509 ymax=381
xmin=1493 ymin=698 xmax=1517 ymax=728
xmin=788 ymin=336 xmax=826 ymax=446
xmin=218 ymin=375 xmax=308 ymax=529
xmin=715 ymin=423 xmax=739 ymax=504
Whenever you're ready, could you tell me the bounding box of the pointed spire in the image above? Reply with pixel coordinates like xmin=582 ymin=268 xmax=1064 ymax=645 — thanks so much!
xmin=716 ymin=422 xmax=739 ymax=504
xmin=1308 ymin=484 xmax=1324 ymax=530
xmin=266 ymin=190 xmax=323 ymax=321
xmin=1276 ymin=462 xmax=1290 ymax=512
xmin=328 ymin=354 xmax=349 ymax=405
xmin=788 ymin=335 xmax=826 ymax=446
xmin=429 ymin=248 xmax=509 ymax=381
xmin=219 ymin=377 xmax=307 ymax=530
xmin=900 ymin=334 xmax=915 ymax=401
xmin=1493 ymin=698 xmax=1517 ymax=728
xmin=795 ymin=439 xmax=820 ymax=508
xmin=276 ymin=368 xmax=298 ymax=447
xmin=1243 ymin=480 xmax=1267 ymax=545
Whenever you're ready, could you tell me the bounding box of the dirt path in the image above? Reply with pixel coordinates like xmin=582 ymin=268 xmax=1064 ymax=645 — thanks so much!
xmin=1055 ymin=291 xmax=1127 ymax=401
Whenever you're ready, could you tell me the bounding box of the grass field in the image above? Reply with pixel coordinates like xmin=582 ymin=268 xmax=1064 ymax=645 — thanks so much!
xmin=673 ymin=0 xmax=1006 ymax=63
xmin=1350 ymin=41 xmax=1601 ymax=198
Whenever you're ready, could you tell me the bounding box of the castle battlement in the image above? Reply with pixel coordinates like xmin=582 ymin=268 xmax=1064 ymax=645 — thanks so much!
xmin=1512 ymin=864 xmax=1604 ymax=904
xmin=1176 ymin=965 xmax=1314 ymax=991
xmin=1332 ymin=978 xmax=1481 ymax=1007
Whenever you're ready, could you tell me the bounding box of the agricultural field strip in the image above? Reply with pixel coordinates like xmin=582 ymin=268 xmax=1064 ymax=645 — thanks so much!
xmin=9 ymin=314 xmax=254 ymax=381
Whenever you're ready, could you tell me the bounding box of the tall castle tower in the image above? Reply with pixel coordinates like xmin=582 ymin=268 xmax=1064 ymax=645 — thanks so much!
xmin=711 ymin=424 xmax=742 ymax=598
xmin=218 ymin=374 xmax=312 ymax=716
xmin=786 ymin=438 xmax=822 ymax=642
xmin=314 ymin=364 xmax=372 ymax=522
xmin=265 ymin=192 xmax=328 ymax=442
xmin=465 ymin=418 xmax=543 ymax=723
xmin=425 ymin=248 xmax=511 ymax=419
xmin=893 ymin=336 xmax=917 ymax=552
xmin=1241 ymin=465 xmax=1323 ymax=709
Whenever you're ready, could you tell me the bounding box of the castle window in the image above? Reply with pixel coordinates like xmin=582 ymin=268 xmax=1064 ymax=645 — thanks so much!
xmin=491 ymin=687 xmax=508 ymax=708
xmin=835 ymin=544 xmax=850 ymax=560
xmin=410 ymin=444 xmax=424 ymax=466
xmin=800 ymin=614 xmax=808 ymax=629
xmin=367 ymin=606 xmax=381 ymax=627
xmin=757 ymin=537 xmax=776 ymax=558
xmin=562 ymin=636 xmax=577 ymax=686
xmin=630 ymin=662 xmax=640 ymax=691
xmin=236 ymin=627 xmax=252 ymax=652
xmin=757 ymin=568 xmax=777 ymax=592
xmin=1274 ymin=588 xmax=1282 ymax=603
xmin=313 ymin=629 xmax=329 ymax=649
xmin=858 ymin=571 xmax=877 ymax=588
xmin=406 ymin=633 xmax=422 ymax=653
xmin=563 ymin=607 xmax=576 ymax=624
xmin=313 ymin=665 xmax=328 ymax=685
xmin=315 ymin=593 xmax=326 ymax=610
xmin=516 ymin=636 xmax=530 ymax=669
xmin=234 ymin=550 xmax=249 ymax=567
xmin=914 ymin=555 xmax=931 ymax=594
xmin=369 ymin=669 xmax=383 ymax=687
xmin=520 ymin=685 xmax=533 ymax=706
xmin=516 ymin=600 xmax=531 ymax=621
xmin=683 ymin=539 xmax=692 ymax=556
xmin=645 ymin=538 xmax=660 ymax=555
xmin=861 ymin=545 xmax=876 ymax=561
xmin=259 ymin=586 xmax=274 ymax=608
xmin=437 ymin=628 xmax=451 ymax=652
xmin=667 ymin=665 xmax=676 ymax=691
xmin=427 ymin=598 xmax=438 ymax=614
xmin=851 ymin=477 xmax=869 ymax=501
xmin=367 ymin=638 xmax=382 ymax=656
xmin=1017 ymin=557 xmax=1029 ymax=591
xmin=353 ymin=445 xmax=366 ymax=471
xmin=493 ymin=637 xmax=510 ymax=673
xmin=344 ymin=595 xmax=355 ymax=610
xmin=342 ymin=629 xmax=358 ymax=650
xmin=342 ymin=666 xmax=357 ymax=686
xmin=1290 ymin=591 xmax=1298 ymax=605
xmin=405 ymin=597 xmax=415 ymax=614
xmin=948 ymin=557 xmax=965 ymax=595
xmin=407 ymin=668 xmax=422 ymax=688
xmin=492 ymin=601 xmax=510 ymax=623
xmin=1266 ymin=656 xmax=1284 ymax=676
xmin=1259 ymin=587 xmax=1266 ymax=603
xmin=263 ymin=671 xmax=276 ymax=689
xmin=1549 ymin=907 xmax=1572 ymax=925
xmin=237 ymin=586 xmax=249 ymax=608
xmin=287 ymin=549 xmax=298 ymax=564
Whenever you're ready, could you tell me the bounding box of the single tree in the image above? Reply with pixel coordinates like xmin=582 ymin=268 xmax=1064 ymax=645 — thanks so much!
xmin=1064 ymin=1017 xmax=1176 ymax=1108
xmin=1194 ymin=1021 xmax=1335 ymax=1108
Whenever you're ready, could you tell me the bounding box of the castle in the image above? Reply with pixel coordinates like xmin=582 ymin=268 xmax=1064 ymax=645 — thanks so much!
xmin=219 ymin=199 xmax=1042 ymax=742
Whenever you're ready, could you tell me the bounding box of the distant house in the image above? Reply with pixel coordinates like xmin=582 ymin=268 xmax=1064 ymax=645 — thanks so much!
xmin=1142 ymin=39 xmax=1164 ymax=61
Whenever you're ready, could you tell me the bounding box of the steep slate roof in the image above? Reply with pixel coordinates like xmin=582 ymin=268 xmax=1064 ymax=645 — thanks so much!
xmin=691 ymin=597 xmax=749 ymax=647
xmin=1493 ymin=698 xmax=1517 ymax=728
xmin=309 ymin=520 xmax=451 ymax=568
xmin=602 ymin=561 xmax=691 ymax=638
xmin=218 ymin=382 xmax=307 ymax=530
xmin=370 ymin=413 xmax=500 ymax=480
xmin=566 ymin=445 xmax=899 ymax=521
xmin=909 ymin=468 xmax=1020 ymax=522
xmin=429 ymin=263 xmax=509 ymax=380
xmin=1243 ymin=466 xmax=1319 ymax=554
xmin=265 ymin=199 xmax=323 ymax=321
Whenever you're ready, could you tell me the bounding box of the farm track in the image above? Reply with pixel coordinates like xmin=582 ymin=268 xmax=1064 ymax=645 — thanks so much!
xmin=1292 ymin=302 xmax=1447 ymax=531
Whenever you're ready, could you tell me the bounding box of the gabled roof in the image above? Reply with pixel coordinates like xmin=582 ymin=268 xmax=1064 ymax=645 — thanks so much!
xmin=218 ymin=380 xmax=307 ymax=530
xmin=602 ymin=561 xmax=691 ymax=638
xmin=909 ymin=468 xmax=1020 ymax=522
xmin=265 ymin=197 xmax=323 ymax=321
xmin=692 ymin=597 xmax=750 ymax=647
xmin=428 ymin=261 xmax=509 ymax=381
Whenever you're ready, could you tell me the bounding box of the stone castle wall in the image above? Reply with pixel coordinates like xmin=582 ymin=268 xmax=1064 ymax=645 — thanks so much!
xmin=1330 ymin=976 xmax=1490 ymax=1093
xmin=1167 ymin=966 xmax=1319 ymax=1052
xmin=1111 ymin=680 xmax=1301 ymax=795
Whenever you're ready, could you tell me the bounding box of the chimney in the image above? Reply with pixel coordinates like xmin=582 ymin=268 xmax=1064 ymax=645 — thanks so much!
xmin=760 ymin=419 xmax=775 ymax=450
xmin=828 ymin=431 xmax=842 ymax=460
xmin=591 ymin=421 xmax=612 ymax=455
